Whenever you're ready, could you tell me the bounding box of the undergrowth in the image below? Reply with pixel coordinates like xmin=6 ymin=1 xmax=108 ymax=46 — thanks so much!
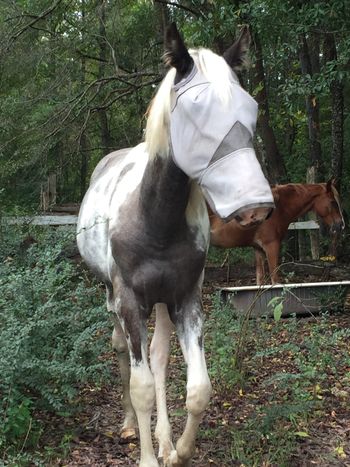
xmin=0 ymin=224 xmax=111 ymax=465
xmin=205 ymin=293 xmax=350 ymax=466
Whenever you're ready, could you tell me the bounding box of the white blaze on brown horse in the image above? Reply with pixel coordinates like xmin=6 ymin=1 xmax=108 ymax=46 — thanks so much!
xmin=209 ymin=180 xmax=345 ymax=285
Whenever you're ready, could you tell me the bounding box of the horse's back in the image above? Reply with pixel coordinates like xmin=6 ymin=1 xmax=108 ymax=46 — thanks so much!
xmin=210 ymin=217 xmax=254 ymax=247
xmin=77 ymin=144 xmax=149 ymax=283
xmin=90 ymin=147 xmax=132 ymax=185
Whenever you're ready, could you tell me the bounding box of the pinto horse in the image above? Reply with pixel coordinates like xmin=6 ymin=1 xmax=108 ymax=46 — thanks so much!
xmin=210 ymin=180 xmax=345 ymax=285
xmin=77 ymin=23 xmax=274 ymax=467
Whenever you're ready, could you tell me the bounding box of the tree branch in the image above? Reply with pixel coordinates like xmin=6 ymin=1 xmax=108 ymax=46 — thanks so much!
xmin=153 ymin=0 xmax=202 ymax=17
xmin=11 ymin=0 xmax=63 ymax=41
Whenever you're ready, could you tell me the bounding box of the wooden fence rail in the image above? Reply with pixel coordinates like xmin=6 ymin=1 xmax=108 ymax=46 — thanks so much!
xmin=1 ymin=216 xmax=320 ymax=230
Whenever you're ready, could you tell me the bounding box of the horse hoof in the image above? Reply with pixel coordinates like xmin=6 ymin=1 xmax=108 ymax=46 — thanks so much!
xmin=158 ymin=440 xmax=174 ymax=464
xmin=139 ymin=459 xmax=159 ymax=467
xmin=119 ymin=427 xmax=137 ymax=444
xmin=165 ymin=450 xmax=191 ymax=467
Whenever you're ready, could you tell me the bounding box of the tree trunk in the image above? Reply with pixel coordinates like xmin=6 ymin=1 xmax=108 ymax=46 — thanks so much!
xmin=306 ymin=166 xmax=320 ymax=260
xmin=299 ymin=34 xmax=323 ymax=181
xmin=80 ymin=0 xmax=89 ymax=199
xmin=251 ymin=30 xmax=287 ymax=184
xmin=97 ymin=0 xmax=114 ymax=153
xmin=80 ymin=132 xmax=89 ymax=199
xmin=324 ymin=32 xmax=344 ymax=190
xmin=154 ymin=0 xmax=170 ymax=40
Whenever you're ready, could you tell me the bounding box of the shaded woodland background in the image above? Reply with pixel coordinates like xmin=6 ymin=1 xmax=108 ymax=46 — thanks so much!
xmin=1 ymin=3 xmax=350 ymax=465
xmin=1 ymin=0 xmax=349 ymax=217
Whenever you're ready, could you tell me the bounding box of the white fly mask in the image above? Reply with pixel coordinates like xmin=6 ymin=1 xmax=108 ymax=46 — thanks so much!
xmin=170 ymin=64 xmax=274 ymax=221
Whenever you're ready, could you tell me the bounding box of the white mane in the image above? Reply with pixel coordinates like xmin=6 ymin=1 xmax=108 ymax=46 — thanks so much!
xmin=145 ymin=48 xmax=235 ymax=160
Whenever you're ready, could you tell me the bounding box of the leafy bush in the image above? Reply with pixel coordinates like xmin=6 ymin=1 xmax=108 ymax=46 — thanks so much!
xmin=0 ymin=225 xmax=111 ymax=460
xmin=207 ymin=246 xmax=254 ymax=267
xmin=206 ymin=293 xmax=246 ymax=389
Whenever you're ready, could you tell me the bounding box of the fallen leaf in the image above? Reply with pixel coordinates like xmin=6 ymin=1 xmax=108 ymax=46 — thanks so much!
xmin=335 ymin=445 xmax=346 ymax=458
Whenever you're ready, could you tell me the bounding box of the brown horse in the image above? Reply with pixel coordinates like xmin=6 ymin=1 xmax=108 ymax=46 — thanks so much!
xmin=209 ymin=180 xmax=345 ymax=284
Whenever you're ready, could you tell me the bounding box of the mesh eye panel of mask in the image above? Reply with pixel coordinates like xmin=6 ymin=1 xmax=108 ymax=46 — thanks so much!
xmin=209 ymin=121 xmax=253 ymax=166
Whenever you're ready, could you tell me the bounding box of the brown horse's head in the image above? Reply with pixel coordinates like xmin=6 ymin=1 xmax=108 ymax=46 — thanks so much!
xmin=314 ymin=179 xmax=345 ymax=234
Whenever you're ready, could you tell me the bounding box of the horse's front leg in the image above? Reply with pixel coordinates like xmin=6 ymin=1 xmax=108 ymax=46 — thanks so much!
xmin=116 ymin=291 xmax=159 ymax=467
xmin=168 ymin=294 xmax=212 ymax=467
xmin=150 ymin=303 xmax=175 ymax=463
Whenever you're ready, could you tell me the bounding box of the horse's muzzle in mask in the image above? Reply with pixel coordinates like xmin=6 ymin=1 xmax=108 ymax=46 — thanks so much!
xmin=233 ymin=206 xmax=274 ymax=229
xmin=199 ymin=148 xmax=274 ymax=222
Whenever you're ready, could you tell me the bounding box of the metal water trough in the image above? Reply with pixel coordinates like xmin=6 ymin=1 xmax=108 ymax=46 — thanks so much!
xmin=219 ymin=281 xmax=350 ymax=317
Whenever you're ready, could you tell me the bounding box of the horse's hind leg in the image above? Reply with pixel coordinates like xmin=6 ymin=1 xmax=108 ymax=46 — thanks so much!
xmin=150 ymin=303 xmax=175 ymax=462
xmin=254 ymin=248 xmax=266 ymax=285
xmin=107 ymin=287 xmax=137 ymax=440
xmin=167 ymin=293 xmax=212 ymax=467
xmin=264 ymin=241 xmax=282 ymax=284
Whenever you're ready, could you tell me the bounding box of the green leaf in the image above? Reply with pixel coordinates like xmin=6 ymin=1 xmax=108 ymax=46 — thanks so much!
xmin=273 ymin=302 xmax=284 ymax=322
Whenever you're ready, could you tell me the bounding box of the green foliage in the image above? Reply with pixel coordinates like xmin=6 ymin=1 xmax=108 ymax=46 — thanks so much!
xmin=206 ymin=294 xmax=245 ymax=389
xmin=267 ymin=296 xmax=284 ymax=322
xmin=206 ymin=293 xmax=350 ymax=465
xmin=207 ymin=246 xmax=254 ymax=267
xmin=0 ymin=0 xmax=161 ymax=207
xmin=0 ymin=226 xmax=111 ymax=462
xmin=0 ymin=0 xmax=349 ymax=213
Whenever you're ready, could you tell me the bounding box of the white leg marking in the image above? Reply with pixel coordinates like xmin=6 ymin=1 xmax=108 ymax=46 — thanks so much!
xmin=111 ymin=319 xmax=137 ymax=438
xmin=129 ymin=360 xmax=159 ymax=467
xmin=150 ymin=304 xmax=175 ymax=460
xmin=169 ymin=303 xmax=212 ymax=466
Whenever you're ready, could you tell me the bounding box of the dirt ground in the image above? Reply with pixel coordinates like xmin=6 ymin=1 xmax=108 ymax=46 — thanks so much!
xmin=49 ymin=260 xmax=350 ymax=467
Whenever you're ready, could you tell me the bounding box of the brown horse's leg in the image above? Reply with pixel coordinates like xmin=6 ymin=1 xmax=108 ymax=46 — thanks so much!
xmin=264 ymin=241 xmax=282 ymax=284
xmin=254 ymin=248 xmax=266 ymax=285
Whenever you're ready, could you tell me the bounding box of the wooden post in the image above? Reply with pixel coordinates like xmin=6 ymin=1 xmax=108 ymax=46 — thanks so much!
xmin=298 ymin=220 xmax=308 ymax=260
xmin=48 ymin=174 xmax=57 ymax=207
xmin=40 ymin=174 xmax=57 ymax=212
xmin=307 ymin=166 xmax=320 ymax=259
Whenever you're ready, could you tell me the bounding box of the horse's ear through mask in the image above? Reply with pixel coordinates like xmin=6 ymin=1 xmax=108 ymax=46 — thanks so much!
xmin=223 ymin=25 xmax=251 ymax=71
xmin=164 ymin=22 xmax=193 ymax=78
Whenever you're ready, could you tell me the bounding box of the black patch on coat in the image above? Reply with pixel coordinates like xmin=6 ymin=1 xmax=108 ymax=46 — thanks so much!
xmin=110 ymin=156 xmax=206 ymax=362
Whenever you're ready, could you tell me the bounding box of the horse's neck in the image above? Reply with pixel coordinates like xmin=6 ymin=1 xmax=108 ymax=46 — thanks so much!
xmin=140 ymin=155 xmax=191 ymax=242
xmin=280 ymin=184 xmax=320 ymax=220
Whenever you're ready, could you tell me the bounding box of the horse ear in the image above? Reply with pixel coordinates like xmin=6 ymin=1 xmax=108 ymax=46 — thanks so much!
xmin=272 ymin=186 xmax=280 ymax=203
xmin=164 ymin=23 xmax=193 ymax=76
xmin=326 ymin=178 xmax=335 ymax=193
xmin=223 ymin=25 xmax=251 ymax=70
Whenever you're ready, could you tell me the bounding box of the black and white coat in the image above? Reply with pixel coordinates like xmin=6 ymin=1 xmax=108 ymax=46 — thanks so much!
xmin=77 ymin=24 xmax=272 ymax=467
